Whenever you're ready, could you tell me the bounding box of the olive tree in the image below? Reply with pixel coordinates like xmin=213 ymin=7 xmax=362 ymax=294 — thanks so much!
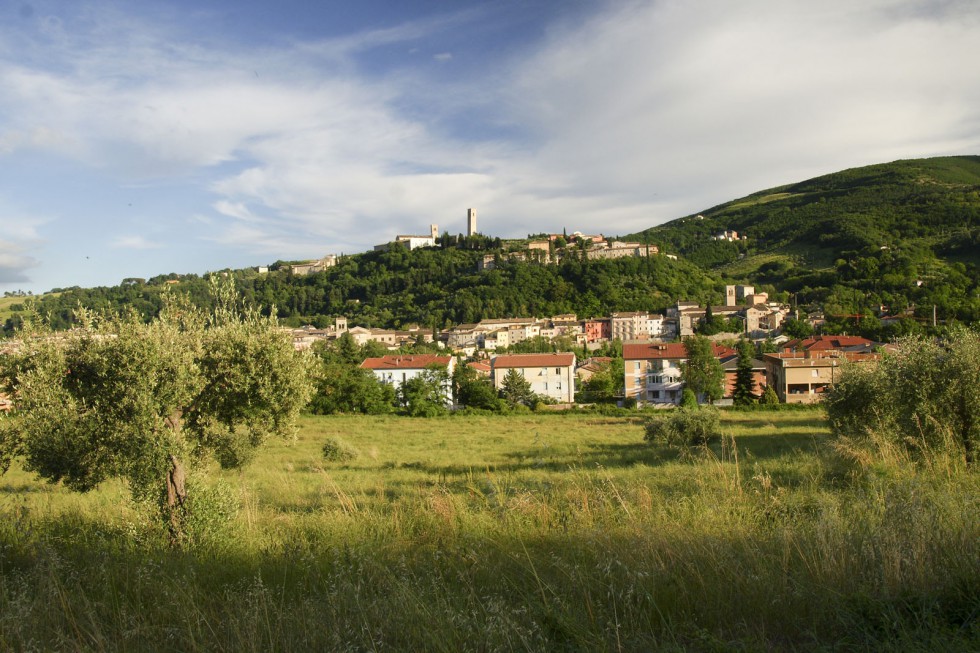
xmin=0 ymin=283 xmax=315 ymax=542
xmin=824 ymin=328 xmax=980 ymax=466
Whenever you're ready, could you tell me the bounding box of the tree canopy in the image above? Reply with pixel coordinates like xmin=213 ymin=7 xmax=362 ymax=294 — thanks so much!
xmin=0 ymin=282 xmax=315 ymax=541
xmin=682 ymin=335 xmax=725 ymax=404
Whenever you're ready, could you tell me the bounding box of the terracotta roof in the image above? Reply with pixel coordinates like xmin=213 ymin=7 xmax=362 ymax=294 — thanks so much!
xmin=781 ymin=335 xmax=876 ymax=352
xmin=491 ymin=353 xmax=576 ymax=369
xmin=467 ymin=361 xmax=492 ymax=372
xmin=360 ymin=355 xmax=452 ymax=370
xmin=624 ymin=342 xmax=735 ymax=361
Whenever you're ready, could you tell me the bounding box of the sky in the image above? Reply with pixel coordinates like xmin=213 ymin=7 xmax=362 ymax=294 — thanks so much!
xmin=1 ymin=0 xmax=978 ymax=293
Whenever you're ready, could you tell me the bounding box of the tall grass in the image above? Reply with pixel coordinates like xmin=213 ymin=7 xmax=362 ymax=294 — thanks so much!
xmin=1 ymin=412 xmax=977 ymax=651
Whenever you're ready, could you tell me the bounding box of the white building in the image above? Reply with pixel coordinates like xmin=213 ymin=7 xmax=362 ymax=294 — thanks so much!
xmin=360 ymin=354 xmax=456 ymax=404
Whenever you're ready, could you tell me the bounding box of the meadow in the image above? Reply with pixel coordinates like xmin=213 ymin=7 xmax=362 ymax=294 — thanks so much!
xmin=1 ymin=410 xmax=977 ymax=651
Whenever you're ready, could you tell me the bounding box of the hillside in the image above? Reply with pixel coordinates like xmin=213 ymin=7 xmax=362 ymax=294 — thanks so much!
xmin=629 ymin=156 xmax=980 ymax=323
xmin=7 ymin=157 xmax=980 ymax=335
xmin=7 ymin=242 xmax=723 ymax=334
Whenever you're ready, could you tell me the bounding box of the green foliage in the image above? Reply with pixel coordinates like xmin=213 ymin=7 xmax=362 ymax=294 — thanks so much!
xmin=309 ymin=365 xmax=395 ymax=415
xmin=14 ymin=240 xmax=722 ymax=337
xmin=760 ymin=385 xmax=779 ymax=405
xmin=682 ymin=335 xmax=725 ymax=403
xmin=643 ymin=406 xmax=722 ymax=447
xmin=733 ymin=338 xmax=757 ymax=405
xmin=0 ymin=280 xmax=315 ymax=539
xmin=178 ymin=477 xmax=241 ymax=543
xmin=577 ymin=359 xmax=622 ymax=403
xmin=780 ymin=317 xmax=813 ymax=339
xmin=0 ymin=412 xmax=977 ymax=651
xmin=680 ymin=388 xmax=699 ymax=410
xmin=398 ymin=367 xmax=451 ymax=417
xmin=499 ymin=368 xmax=535 ymax=408
xmin=309 ymin=338 xmax=396 ymax=415
xmin=321 ymin=436 xmax=359 ymax=462
xmin=825 ymin=328 xmax=980 ymax=466
xmin=629 ymin=156 xmax=980 ymax=326
xmin=452 ymin=364 xmax=500 ymax=411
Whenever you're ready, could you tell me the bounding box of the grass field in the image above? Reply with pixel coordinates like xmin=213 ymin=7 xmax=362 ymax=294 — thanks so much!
xmin=1 ymin=410 xmax=977 ymax=651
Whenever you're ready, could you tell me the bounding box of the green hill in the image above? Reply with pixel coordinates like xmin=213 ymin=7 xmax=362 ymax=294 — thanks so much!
xmin=7 ymin=157 xmax=979 ymax=336
xmin=628 ymin=156 xmax=980 ymax=324
xmin=10 ymin=241 xmax=722 ymax=334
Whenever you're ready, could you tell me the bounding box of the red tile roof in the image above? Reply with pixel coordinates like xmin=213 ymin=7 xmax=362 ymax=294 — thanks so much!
xmin=780 ymin=335 xmax=876 ymax=352
xmin=360 ymin=355 xmax=452 ymax=370
xmin=491 ymin=353 xmax=576 ymax=369
xmin=623 ymin=342 xmax=735 ymax=360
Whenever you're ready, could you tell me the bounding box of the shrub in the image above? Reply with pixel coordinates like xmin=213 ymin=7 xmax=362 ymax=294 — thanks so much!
xmin=825 ymin=328 xmax=980 ymax=466
xmin=644 ymin=407 xmax=721 ymax=447
xmin=759 ymin=385 xmax=779 ymax=405
xmin=680 ymin=388 xmax=699 ymax=409
xmin=321 ymin=436 xmax=359 ymax=462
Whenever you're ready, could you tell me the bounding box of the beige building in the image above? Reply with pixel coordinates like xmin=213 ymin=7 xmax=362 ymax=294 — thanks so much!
xmin=764 ymin=351 xmax=879 ymax=403
xmin=490 ymin=353 xmax=576 ymax=403
xmin=290 ymin=254 xmax=337 ymax=275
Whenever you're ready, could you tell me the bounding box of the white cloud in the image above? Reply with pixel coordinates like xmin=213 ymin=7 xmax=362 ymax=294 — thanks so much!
xmin=501 ymin=0 xmax=980 ymax=232
xmin=1 ymin=0 xmax=979 ymax=292
xmin=0 ymin=202 xmax=44 ymax=286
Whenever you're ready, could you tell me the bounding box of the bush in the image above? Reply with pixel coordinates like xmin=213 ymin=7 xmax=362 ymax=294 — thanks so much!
xmin=644 ymin=407 xmax=721 ymax=447
xmin=321 ymin=436 xmax=359 ymax=462
xmin=759 ymin=385 xmax=779 ymax=405
xmin=680 ymin=388 xmax=699 ymax=409
xmin=825 ymin=328 xmax=980 ymax=466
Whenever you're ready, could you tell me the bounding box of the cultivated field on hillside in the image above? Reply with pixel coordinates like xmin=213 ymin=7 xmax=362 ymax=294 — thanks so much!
xmin=1 ymin=411 xmax=977 ymax=651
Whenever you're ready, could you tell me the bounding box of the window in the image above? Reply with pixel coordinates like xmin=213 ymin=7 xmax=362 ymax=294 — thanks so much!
xmin=556 ymin=368 xmax=560 ymax=374
xmin=651 ymin=390 xmax=660 ymax=399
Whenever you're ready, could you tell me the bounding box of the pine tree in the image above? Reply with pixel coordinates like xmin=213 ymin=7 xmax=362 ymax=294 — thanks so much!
xmin=733 ymin=338 xmax=757 ymax=405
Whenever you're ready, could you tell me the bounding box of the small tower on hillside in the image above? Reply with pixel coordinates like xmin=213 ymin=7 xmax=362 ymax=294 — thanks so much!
xmin=467 ymin=208 xmax=477 ymax=236
xmin=725 ymin=285 xmax=737 ymax=307
xmin=430 ymin=224 xmax=439 ymax=240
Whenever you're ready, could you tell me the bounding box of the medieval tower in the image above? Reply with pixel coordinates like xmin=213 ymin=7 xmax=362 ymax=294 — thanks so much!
xmin=467 ymin=208 xmax=477 ymax=237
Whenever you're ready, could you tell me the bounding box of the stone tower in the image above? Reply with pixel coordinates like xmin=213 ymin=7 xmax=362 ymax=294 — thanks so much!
xmin=430 ymin=224 xmax=439 ymax=240
xmin=725 ymin=285 xmax=737 ymax=307
xmin=467 ymin=208 xmax=477 ymax=237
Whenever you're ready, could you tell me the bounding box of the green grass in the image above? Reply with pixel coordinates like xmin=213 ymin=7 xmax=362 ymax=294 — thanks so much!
xmin=1 ymin=410 xmax=977 ymax=651
xmin=0 ymin=296 xmax=25 ymax=324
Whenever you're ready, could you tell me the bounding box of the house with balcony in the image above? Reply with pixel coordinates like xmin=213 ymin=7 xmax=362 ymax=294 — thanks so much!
xmin=623 ymin=342 xmax=735 ymax=405
xmin=764 ymin=350 xmax=878 ymax=403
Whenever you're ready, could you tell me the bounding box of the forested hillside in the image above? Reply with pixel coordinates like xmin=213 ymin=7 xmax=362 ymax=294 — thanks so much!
xmin=6 ymin=156 xmax=979 ymax=335
xmin=5 ymin=242 xmax=722 ymax=333
xmin=629 ymin=156 xmax=980 ymax=323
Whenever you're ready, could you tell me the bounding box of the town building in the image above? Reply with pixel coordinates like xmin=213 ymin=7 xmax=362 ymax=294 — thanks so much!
xmin=490 ymin=353 xmax=576 ymax=403
xmin=376 ymin=224 xmax=439 ymax=251
xmin=289 ymin=254 xmax=337 ymax=275
xmin=360 ymin=354 xmax=456 ymax=403
xmin=764 ymin=350 xmax=878 ymax=404
xmin=623 ymin=342 xmax=735 ymax=405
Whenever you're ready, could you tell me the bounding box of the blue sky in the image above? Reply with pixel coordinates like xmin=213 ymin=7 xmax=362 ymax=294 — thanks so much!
xmin=2 ymin=0 xmax=978 ymax=293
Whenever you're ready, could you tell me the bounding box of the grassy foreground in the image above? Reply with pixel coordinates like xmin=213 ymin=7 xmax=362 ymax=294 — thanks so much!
xmin=1 ymin=410 xmax=977 ymax=651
